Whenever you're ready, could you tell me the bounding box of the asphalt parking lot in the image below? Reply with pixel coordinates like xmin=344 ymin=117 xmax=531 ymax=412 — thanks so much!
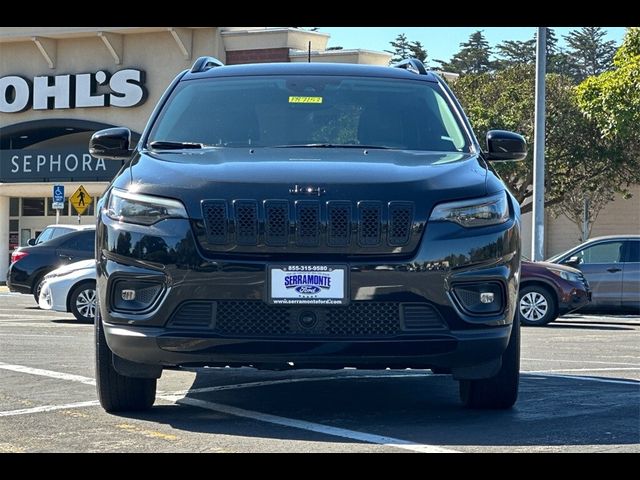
xmin=1 ymin=288 xmax=638 ymax=453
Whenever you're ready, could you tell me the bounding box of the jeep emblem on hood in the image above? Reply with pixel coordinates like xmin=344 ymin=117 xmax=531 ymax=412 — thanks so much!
xmin=289 ymin=185 xmax=325 ymax=196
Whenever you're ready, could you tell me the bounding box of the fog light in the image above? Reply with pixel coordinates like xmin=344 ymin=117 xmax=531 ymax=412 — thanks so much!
xmin=121 ymin=289 xmax=136 ymax=301
xmin=480 ymin=292 xmax=494 ymax=304
xmin=452 ymin=282 xmax=503 ymax=315
xmin=111 ymin=279 xmax=163 ymax=312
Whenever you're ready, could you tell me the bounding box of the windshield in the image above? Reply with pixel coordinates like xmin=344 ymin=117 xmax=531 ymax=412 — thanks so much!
xmin=147 ymin=75 xmax=470 ymax=152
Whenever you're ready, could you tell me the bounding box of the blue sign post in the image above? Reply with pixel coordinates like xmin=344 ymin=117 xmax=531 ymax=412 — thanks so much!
xmin=52 ymin=185 xmax=65 ymax=223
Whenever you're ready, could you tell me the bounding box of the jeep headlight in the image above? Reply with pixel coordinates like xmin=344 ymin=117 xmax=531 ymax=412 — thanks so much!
xmin=107 ymin=189 xmax=188 ymax=225
xmin=429 ymin=191 xmax=509 ymax=228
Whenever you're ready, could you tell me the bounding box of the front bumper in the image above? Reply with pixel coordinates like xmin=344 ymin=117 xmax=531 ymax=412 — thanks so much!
xmin=97 ymin=207 xmax=520 ymax=371
xmin=558 ymin=285 xmax=591 ymax=312
xmin=104 ymin=321 xmax=512 ymax=371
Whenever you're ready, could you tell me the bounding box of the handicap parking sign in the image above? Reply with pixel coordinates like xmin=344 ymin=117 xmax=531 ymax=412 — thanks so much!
xmin=53 ymin=185 xmax=65 ymax=203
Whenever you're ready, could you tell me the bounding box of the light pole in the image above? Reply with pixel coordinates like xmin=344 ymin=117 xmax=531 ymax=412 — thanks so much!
xmin=532 ymin=27 xmax=547 ymax=261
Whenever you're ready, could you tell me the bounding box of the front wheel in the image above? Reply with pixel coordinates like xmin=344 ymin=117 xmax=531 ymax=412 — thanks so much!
xmin=69 ymin=281 xmax=97 ymax=322
xmin=518 ymin=285 xmax=557 ymax=326
xmin=95 ymin=304 xmax=157 ymax=413
xmin=459 ymin=320 xmax=520 ymax=409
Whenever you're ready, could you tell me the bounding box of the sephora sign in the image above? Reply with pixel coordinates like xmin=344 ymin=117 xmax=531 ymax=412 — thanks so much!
xmin=0 ymin=69 xmax=147 ymax=113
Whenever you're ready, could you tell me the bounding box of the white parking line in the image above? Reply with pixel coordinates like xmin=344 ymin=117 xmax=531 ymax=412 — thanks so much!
xmin=0 ymin=334 xmax=76 ymax=338
xmin=173 ymin=372 xmax=427 ymax=396
xmin=0 ymin=362 xmax=96 ymax=386
xmin=525 ymin=373 xmax=639 ymax=386
xmin=0 ymin=401 xmax=100 ymax=417
xmin=523 ymin=358 xmax=640 ymax=367
xmin=0 ymin=362 xmax=456 ymax=452
xmin=0 ymin=360 xmax=637 ymax=453
xmin=524 ymin=367 xmax=640 ymax=373
xmin=168 ymin=395 xmax=458 ymax=453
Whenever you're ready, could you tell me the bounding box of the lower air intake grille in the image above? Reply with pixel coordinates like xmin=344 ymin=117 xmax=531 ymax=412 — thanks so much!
xmin=167 ymin=301 xmax=446 ymax=337
xmin=217 ymin=301 xmax=290 ymax=336
xmin=401 ymin=304 xmax=447 ymax=330
xmin=169 ymin=302 xmax=215 ymax=328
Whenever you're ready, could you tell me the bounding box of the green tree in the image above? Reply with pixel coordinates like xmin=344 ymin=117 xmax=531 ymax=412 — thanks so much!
xmin=409 ymin=40 xmax=428 ymax=64
xmin=565 ymin=27 xmax=617 ymax=81
xmin=495 ymin=38 xmax=536 ymax=67
xmin=577 ymin=27 xmax=640 ymax=141
xmin=386 ymin=34 xmax=428 ymax=65
xmin=436 ymin=30 xmax=493 ymax=74
xmin=495 ymin=29 xmax=571 ymax=76
xmin=386 ymin=33 xmax=412 ymax=63
xmin=543 ymin=27 xmax=559 ymax=57
xmin=576 ymin=27 xmax=640 ymax=201
xmin=451 ymin=64 xmax=635 ymax=214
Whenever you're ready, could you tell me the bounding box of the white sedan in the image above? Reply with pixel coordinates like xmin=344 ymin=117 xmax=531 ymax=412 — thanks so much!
xmin=39 ymin=259 xmax=96 ymax=322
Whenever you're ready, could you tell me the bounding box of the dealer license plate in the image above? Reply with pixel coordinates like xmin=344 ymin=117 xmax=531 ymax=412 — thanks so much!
xmin=268 ymin=265 xmax=348 ymax=305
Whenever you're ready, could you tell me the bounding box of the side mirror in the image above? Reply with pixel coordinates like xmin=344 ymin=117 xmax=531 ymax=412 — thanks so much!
xmin=486 ymin=130 xmax=527 ymax=162
xmin=89 ymin=128 xmax=133 ymax=160
xmin=564 ymin=255 xmax=580 ymax=266
xmin=27 ymin=238 xmax=36 ymax=246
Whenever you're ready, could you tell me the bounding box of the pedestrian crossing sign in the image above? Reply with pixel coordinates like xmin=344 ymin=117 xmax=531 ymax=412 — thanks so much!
xmin=70 ymin=185 xmax=92 ymax=215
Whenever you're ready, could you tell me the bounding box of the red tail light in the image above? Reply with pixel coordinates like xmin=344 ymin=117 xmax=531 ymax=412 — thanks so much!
xmin=10 ymin=250 xmax=28 ymax=264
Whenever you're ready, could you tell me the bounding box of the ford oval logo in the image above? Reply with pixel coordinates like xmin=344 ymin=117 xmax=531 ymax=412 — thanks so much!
xmin=295 ymin=285 xmax=321 ymax=294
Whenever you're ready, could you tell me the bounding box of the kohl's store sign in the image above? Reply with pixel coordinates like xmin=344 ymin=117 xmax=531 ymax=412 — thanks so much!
xmin=0 ymin=69 xmax=146 ymax=112
xmin=0 ymin=149 xmax=122 ymax=183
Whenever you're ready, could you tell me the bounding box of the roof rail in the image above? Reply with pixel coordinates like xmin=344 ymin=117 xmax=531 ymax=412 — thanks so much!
xmin=392 ymin=58 xmax=427 ymax=75
xmin=190 ymin=56 xmax=224 ymax=73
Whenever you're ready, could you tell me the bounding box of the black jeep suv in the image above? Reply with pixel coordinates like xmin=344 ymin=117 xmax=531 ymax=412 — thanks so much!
xmin=90 ymin=58 xmax=526 ymax=412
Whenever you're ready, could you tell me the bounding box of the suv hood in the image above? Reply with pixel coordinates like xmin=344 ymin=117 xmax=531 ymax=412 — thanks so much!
xmin=522 ymin=260 xmax=582 ymax=274
xmin=127 ymin=148 xmax=488 ymax=217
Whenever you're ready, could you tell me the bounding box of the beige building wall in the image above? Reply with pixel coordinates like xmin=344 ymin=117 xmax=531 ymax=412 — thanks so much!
xmin=546 ymin=185 xmax=640 ymax=256
xmin=0 ymin=28 xmax=224 ymax=133
xmin=521 ymin=185 xmax=640 ymax=258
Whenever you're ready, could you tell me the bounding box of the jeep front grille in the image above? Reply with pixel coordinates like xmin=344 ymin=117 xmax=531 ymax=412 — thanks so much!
xmin=200 ymin=199 xmax=416 ymax=251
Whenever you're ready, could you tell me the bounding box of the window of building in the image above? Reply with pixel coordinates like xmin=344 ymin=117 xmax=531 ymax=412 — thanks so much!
xmin=9 ymin=219 xmax=19 ymax=250
xmin=22 ymin=198 xmax=45 ymax=216
xmin=10 ymin=197 xmax=19 ymax=216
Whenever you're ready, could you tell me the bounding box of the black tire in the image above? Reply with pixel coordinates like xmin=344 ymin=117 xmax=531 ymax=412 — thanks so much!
xmin=33 ymin=275 xmax=45 ymax=304
xmin=95 ymin=303 xmax=157 ymax=412
xmin=69 ymin=281 xmax=97 ymax=323
xmin=459 ymin=320 xmax=520 ymax=409
xmin=518 ymin=285 xmax=558 ymax=326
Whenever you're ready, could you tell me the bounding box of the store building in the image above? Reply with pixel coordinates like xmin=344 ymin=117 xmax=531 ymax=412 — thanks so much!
xmin=0 ymin=27 xmax=392 ymax=282
xmin=5 ymin=27 xmax=632 ymax=282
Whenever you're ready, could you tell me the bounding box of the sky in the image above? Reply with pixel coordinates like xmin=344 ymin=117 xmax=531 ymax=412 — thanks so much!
xmin=316 ymin=27 xmax=628 ymax=64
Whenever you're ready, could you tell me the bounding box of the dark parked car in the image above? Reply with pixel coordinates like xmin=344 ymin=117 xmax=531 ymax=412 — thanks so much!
xmin=26 ymin=224 xmax=94 ymax=246
xmin=7 ymin=229 xmax=96 ymax=302
xmin=90 ymin=58 xmax=527 ymax=412
xmin=518 ymin=261 xmax=591 ymax=326
xmin=547 ymin=235 xmax=639 ymax=312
